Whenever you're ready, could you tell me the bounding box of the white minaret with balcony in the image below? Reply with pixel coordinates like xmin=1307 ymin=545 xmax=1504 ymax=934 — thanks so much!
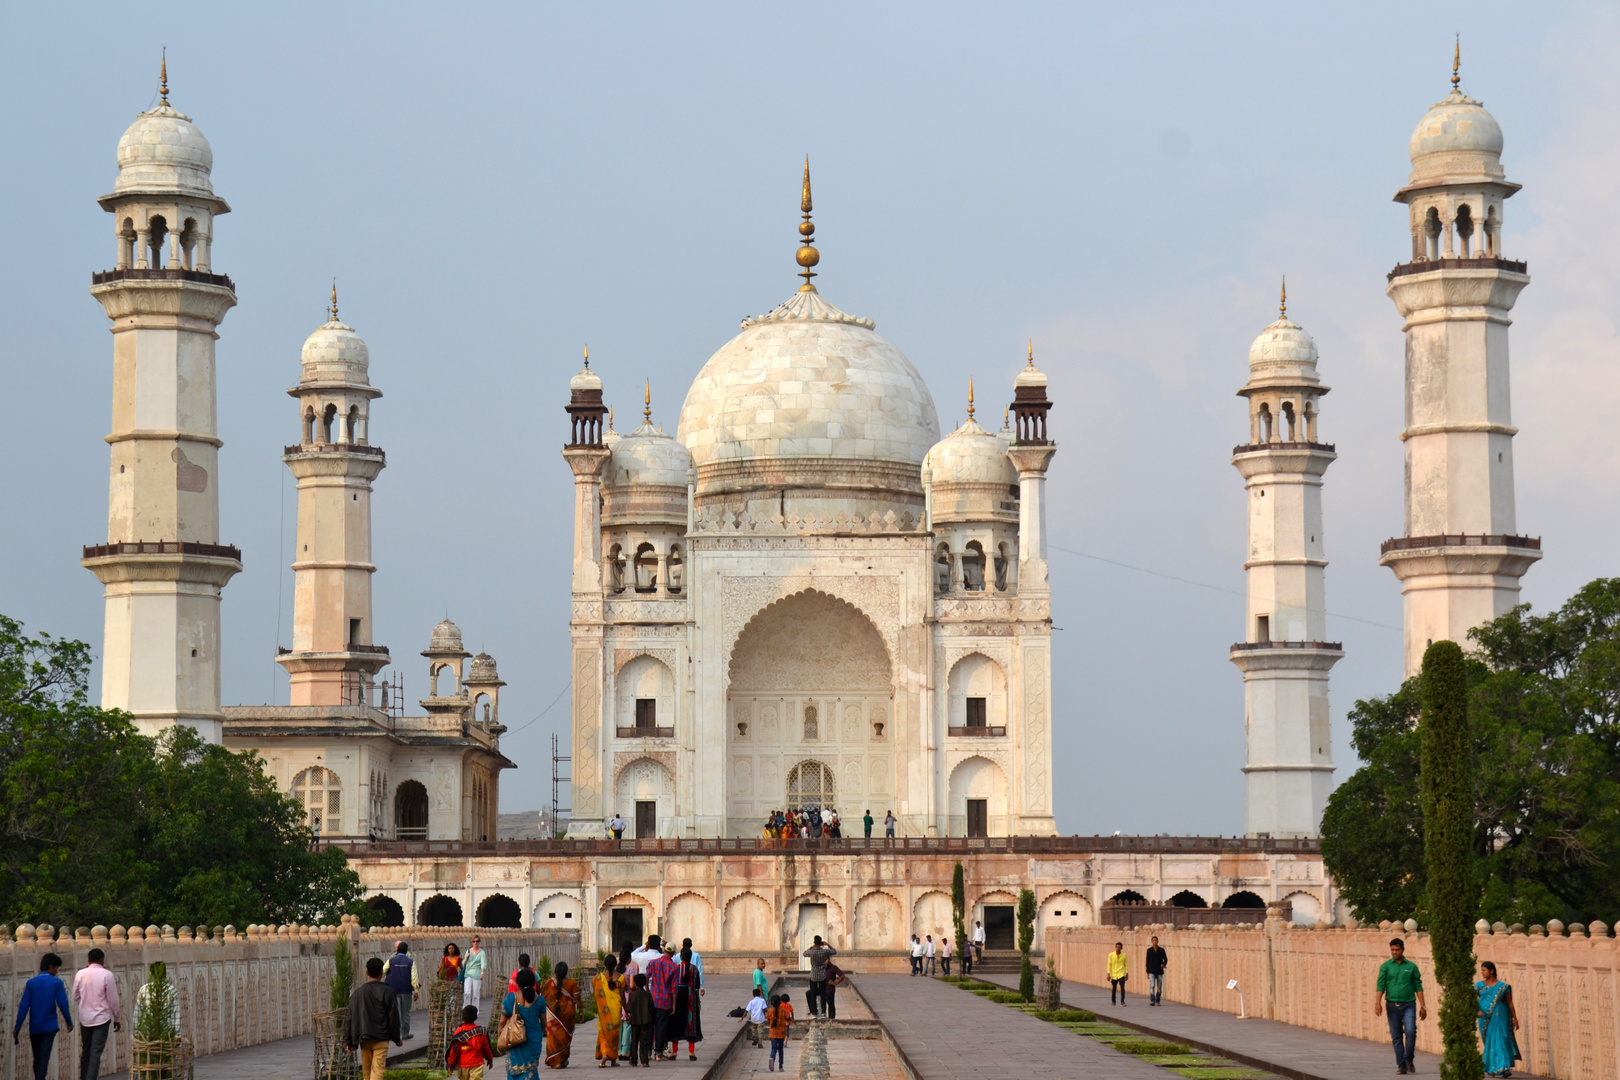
xmin=1230 ymin=288 xmax=1339 ymax=838
xmin=1379 ymin=56 xmax=1541 ymax=676
xmin=275 ymin=291 xmax=390 ymax=705
xmin=83 ymin=64 xmax=240 ymax=741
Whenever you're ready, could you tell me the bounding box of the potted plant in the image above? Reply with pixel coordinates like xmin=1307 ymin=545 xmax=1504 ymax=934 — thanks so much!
xmin=313 ymin=935 xmax=361 ymax=1080
xmin=131 ymin=962 xmax=189 ymax=1080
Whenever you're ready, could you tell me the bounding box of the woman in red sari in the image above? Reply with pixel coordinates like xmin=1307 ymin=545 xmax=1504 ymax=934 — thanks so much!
xmin=540 ymin=961 xmax=582 ymax=1068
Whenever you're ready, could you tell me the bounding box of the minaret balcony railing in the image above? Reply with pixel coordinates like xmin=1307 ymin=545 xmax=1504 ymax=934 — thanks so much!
xmin=92 ymin=267 xmax=236 ymax=291
xmin=1230 ymin=640 xmax=1343 ymax=652
xmin=84 ymin=540 xmax=242 ymax=560
xmin=947 ymin=725 xmax=1007 ymax=737
xmin=615 ymin=725 xmax=675 ymax=739
xmin=1231 ymin=440 xmax=1337 ymax=455
xmin=1379 ymin=533 xmax=1541 ymax=556
xmin=284 ymin=443 xmax=386 ymax=457
xmin=1388 ymin=256 xmax=1526 ymax=281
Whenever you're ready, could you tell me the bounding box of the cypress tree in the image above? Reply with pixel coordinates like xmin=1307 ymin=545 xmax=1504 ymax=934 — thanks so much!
xmin=1017 ymin=888 xmax=1036 ymax=1001
xmin=951 ymin=862 xmax=967 ymax=977
xmin=1418 ymin=640 xmax=1483 ymax=1080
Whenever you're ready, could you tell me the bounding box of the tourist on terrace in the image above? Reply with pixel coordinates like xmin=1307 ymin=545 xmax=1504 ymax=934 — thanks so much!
xmin=908 ymin=935 xmax=923 ymax=976
xmin=540 ymin=961 xmax=581 ymax=1067
xmin=73 ymin=947 xmax=121 ymax=1080
xmin=924 ymin=935 xmax=937 ymax=976
xmin=501 ymin=969 xmax=546 ymax=1078
xmin=383 ymin=943 xmax=418 ymax=1041
xmin=802 ymin=935 xmax=837 ymax=1017
xmin=592 ymin=954 xmax=623 ymax=1069
xmin=12 ymin=952 xmax=71 ymax=1080
xmin=1145 ymin=936 xmax=1167 ymax=1006
xmin=885 ymin=810 xmax=896 ymax=838
xmin=971 ymin=920 xmax=985 ymax=961
xmin=670 ymin=947 xmax=703 ymax=1060
xmin=345 ymin=957 xmax=400 ymax=1080
xmin=1107 ymin=942 xmax=1129 ymax=1006
xmin=1373 ymin=937 xmax=1427 ymax=1075
xmin=940 ymin=936 xmax=952 ymax=976
xmin=646 ymin=944 xmax=678 ymax=1058
xmin=610 ymin=813 xmax=627 ymax=840
xmin=863 ymin=810 xmax=874 ymax=839
xmin=438 ymin=943 xmax=463 ymax=984
xmin=616 ymin=948 xmax=637 ymax=1061
xmin=463 ymin=937 xmax=486 ymax=1010
xmin=1476 ymin=961 xmax=1521 ymax=1078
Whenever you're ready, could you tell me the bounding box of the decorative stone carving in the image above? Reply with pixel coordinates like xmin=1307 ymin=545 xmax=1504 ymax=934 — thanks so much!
xmin=722 ymin=576 xmax=900 ymax=670
xmin=613 ymin=648 xmax=678 ymax=675
xmin=574 ymin=647 xmax=602 ymax=818
xmin=1023 ymin=647 xmax=1050 ymax=813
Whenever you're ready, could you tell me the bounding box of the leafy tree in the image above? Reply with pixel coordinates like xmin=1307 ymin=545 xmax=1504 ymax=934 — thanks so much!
xmin=1419 ymin=642 xmax=1483 ymax=1080
xmin=0 ymin=614 xmax=366 ymax=928
xmin=950 ymin=862 xmax=966 ymax=973
xmin=1017 ymin=888 xmax=1036 ymax=1001
xmin=1322 ymin=579 xmax=1620 ymax=928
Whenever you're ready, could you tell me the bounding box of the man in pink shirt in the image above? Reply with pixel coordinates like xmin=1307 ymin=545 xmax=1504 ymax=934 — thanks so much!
xmin=72 ymin=949 xmax=121 ymax=1080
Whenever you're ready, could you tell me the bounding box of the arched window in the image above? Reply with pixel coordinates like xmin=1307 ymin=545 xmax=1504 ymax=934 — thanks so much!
xmin=147 ymin=215 xmax=169 ymax=268
xmin=667 ymin=545 xmax=683 ymax=594
xmin=993 ymin=543 xmax=1010 ymax=592
xmin=962 ymin=541 xmax=986 ymax=591
xmin=633 ymin=543 xmax=657 ymax=593
xmin=394 ymin=779 xmax=429 ymax=840
xmin=1455 ymin=203 xmax=1475 ymax=257
xmin=178 ymin=218 xmax=199 ymax=270
xmin=304 ymin=408 xmax=316 ymax=446
xmin=607 ymin=544 xmax=625 ymax=593
xmin=1280 ymin=401 xmax=1296 ymax=442
xmin=802 ymin=704 xmax=818 ymax=741
xmin=934 ymin=544 xmax=952 ymax=595
xmin=1258 ymin=403 xmax=1273 ymax=443
xmin=321 ymin=403 xmax=337 ymax=444
xmin=1107 ymin=889 xmax=1148 ymax=906
xmin=1222 ymin=890 xmax=1266 ymax=909
xmin=347 ymin=405 xmax=361 ymax=445
xmin=1168 ymin=890 xmax=1208 ymax=908
xmin=118 ymin=218 xmax=136 ymax=269
xmin=291 ymin=767 xmax=342 ymax=836
xmin=787 ymin=759 xmax=834 ymax=810
xmin=1485 ymin=205 xmax=1500 ymax=257
xmin=1424 ymin=206 xmax=1442 ymax=260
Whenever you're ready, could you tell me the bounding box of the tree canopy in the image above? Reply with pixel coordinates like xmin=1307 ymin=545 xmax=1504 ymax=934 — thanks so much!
xmin=1322 ymin=579 xmax=1620 ymax=927
xmin=0 ymin=614 xmax=366 ymax=927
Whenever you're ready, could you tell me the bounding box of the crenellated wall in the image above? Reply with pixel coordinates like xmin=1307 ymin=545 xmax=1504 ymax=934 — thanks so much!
xmin=1048 ymin=919 xmax=1620 ymax=1080
xmin=0 ymin=917 xmax=578 ymax=1080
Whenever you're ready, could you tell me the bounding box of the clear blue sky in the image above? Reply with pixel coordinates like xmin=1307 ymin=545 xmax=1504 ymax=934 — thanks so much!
xmin=3 ymin=2 xmax=1617 ymax=834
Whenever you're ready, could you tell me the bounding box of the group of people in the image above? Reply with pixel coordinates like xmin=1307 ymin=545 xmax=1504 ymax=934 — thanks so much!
xmin=907 ymin=921 xmax=987 ymax=977
xmin=761 ymin=808 xmax=901 ymax=840
xmin=1103 ymin=936 xmax=1167 ymax=1007
xmin=9 ymin=949 xmax=137 ymax=1080
xmin=566 ymin=934 xmax=707 ymax=1071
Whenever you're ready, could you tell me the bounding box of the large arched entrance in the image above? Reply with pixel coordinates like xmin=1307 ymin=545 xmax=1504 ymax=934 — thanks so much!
xmin=725 ymin=590 xmax=893 ymax=836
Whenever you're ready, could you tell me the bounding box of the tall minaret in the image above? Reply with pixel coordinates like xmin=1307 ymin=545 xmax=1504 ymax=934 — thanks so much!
xmin=1229 ymin=285 xmax=1340 ymax=838
xmin=83 ymin=62 xmax=240 ymax=742
xmin=563 ymin=352 xmax=611 ymax=837
xmin=1380 ymin=50 xmax=1540 ymax=676
xmin=275 ymin=290 xmax=390 ymax=704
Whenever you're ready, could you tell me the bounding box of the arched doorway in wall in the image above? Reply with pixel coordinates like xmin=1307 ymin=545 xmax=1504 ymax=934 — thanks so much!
xmin=1107 ymin=889 xmax=1148 ymax=906
xmin=395 ymin=780 xmax=429 ymax=840
xmin=1222 ymin=891 xmax=1266 ymax=910
xmin=476 ymin=894 xmax=522 ymax=928
xmin=725 ymin=589 xmax=893 ymax=836
xmin=946 ymin=756 xmax=1008 ymax=837
xmin=1169 ymin=890 xmax=1208 ymax=908
xmin=418 ymin=894 xmax=463 ymax=927
xmin=366 ymin=895 xmax=405 ymax=927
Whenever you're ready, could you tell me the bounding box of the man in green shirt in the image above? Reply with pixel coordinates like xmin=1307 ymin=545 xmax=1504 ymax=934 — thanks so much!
xmin=863 ymin=810 xmax=874 ymax=839
xmin=1373 ymin=938 xmax=1428 ymax=1073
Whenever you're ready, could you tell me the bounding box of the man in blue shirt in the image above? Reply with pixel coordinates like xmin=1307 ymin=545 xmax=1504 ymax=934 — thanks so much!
xmin=12 ymin=952 xmax=73 ymax=1080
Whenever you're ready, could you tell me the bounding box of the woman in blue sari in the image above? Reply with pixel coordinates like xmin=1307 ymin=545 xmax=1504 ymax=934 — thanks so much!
xmin=1476 ymin=961 xmax=1521 ymax=1077
xmin=503 ymin=968 xmax=549 ymax=1077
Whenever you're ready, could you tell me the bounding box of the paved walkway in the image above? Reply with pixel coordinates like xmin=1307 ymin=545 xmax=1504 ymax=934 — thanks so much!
xmin=983 ymin=972 xmax=1547 ymax=1080
xmin=856 ymin=973 xmax=1170 ymax=1079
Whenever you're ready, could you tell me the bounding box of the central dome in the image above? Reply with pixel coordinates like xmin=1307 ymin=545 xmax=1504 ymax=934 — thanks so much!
xmin=677 ymin=288 xmax=939 ymax=492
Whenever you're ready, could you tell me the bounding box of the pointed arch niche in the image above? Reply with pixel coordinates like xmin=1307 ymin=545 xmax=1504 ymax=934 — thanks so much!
xmin=725 ymin=589 xmax=894 ymax=836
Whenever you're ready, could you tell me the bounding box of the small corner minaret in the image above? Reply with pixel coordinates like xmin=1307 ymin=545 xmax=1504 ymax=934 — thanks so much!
xmin=1005 ymin=343 xmax=1056 ymax=593
xmin=1381 ymin=49 xmax=1540 ymax=676
xmin=84 ymin=60 xmax=240 ymax=741
xmin=275 ymin=288 xmax=389 ymax=705
xmin=1230 ymin=283 xmax=1340 ymax=838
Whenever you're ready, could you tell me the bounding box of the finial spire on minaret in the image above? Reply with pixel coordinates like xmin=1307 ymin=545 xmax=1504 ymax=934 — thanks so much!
xmin=1279 ymin=276 xmax=1287 ymax=319
xmin=644 ymin=379 xmax=652 ymax=422
xmin=1026 ymin=341 xmax=1035 ymax=368
xmin=160 ymin=48 xmax=169 ymax=106
xmin=967 ymin=378 xmax=976 ymax=420
xmin=583 ymin=344 xmax=590 ymax=369
xmin=1452 ymin=35 xmax=1461 ymax=93
xmin=796 ymin=156 xmax=820 ymax=291
xmin=330 ymin=279 xmax=339 ymax=322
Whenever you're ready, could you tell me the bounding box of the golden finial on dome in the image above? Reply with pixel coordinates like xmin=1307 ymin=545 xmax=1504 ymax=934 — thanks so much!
xmin=329 ymin=279 xmax=339 ymax=323
xmin=796 ymin=156 xmax=820 ymax=291
xmin=1279 ymin=275 xmax=1287 ymax=318
xmin=1026 ymin=341 xmax=1035 ymax=368
xmin=967 ymin=378 xmax=976 ymax=420
xmin=583 ymin=344 xmax=590 ymax=369
xmin=1452 ymin=36 xmax=1461 ymax=93
xmin=160 ymin=49 xmax=169 ymax=106
xmin=643 ymin=379 xmax=652 ymax=423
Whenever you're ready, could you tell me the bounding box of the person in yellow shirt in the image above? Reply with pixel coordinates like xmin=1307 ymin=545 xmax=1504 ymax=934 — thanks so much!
xmin=1107 ymin=942 xmax=1129 ymax=1007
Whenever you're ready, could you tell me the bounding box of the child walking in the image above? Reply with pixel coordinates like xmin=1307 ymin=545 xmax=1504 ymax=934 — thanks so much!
xmin=766 ymin=993 xmax=794 ymax=1072
xmin=626 ymin=973 xmax=655 ymax=1067
xmin=741 ymin=988 xmax=768 ymax=1047
xmin=445 ymin=1005 xmax=493 ymax=1080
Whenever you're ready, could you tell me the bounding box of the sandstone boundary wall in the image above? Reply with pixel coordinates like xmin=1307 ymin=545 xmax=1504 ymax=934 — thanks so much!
xmin=0 ymin=917 xmax=579 ymax=1080
xmin=1048 ymin=920 xmax=1618 ymax=1080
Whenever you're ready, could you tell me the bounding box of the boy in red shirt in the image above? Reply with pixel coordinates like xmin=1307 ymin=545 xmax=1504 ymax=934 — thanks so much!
xmin=446 ymin=1005 xmax=494 ymax=1080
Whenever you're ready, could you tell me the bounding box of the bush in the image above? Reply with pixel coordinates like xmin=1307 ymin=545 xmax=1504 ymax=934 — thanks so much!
xmin=985 ymin=990 xmax=1025 ymax=1003
xmin=1035 ymin=1008 xmax=1096 ymax=1023
xmin=1111 ymin=1039 xmax=1191 ymax=1056
xmin=958 ymin=980 xmax=999 ymax=992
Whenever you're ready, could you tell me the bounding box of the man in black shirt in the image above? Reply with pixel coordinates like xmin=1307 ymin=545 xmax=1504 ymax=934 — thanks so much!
xmin=346 ymin=957 xmax=401 ymax=1080
xmin=1145 ymin=936 xmax=1168 ymax=1006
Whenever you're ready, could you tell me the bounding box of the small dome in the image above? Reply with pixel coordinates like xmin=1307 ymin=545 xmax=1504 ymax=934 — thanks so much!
xmin=1014 ymin=360 xmax=1048 ymax=390
xmin=1408 ymin=91 xmax=1505 ymax=183
xmin=677 ymin=288 xmax=939 ymax=482
xmin=114 ymin=104 xmax=216 ymax=199
xmin=607 ymin=421 xmax=691 ymax=488
xmin=300 ymin=320 xmax=370 ymax=385
xmin=428 ymin=619 xmax=463 ymax=651
xmin=467 ymin=652 xmax=500 ymax=683
xmin=1246 ymin=316 xmax=1322 ymax=385
xmin=570 ymin=365 xmax=602 ymax=392
xmin=925 ymin=418 xmax=1018 ymax=487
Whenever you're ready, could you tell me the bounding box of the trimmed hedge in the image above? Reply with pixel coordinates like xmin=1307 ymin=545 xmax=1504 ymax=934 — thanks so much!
xmin=985 ymin=991 xmax=1025 ymax=1003
xmin=1034 ymin=1008 xmax=1097 ymax=1023
xmin=1110 ymin=1038 xmax=1191 ymax=1056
